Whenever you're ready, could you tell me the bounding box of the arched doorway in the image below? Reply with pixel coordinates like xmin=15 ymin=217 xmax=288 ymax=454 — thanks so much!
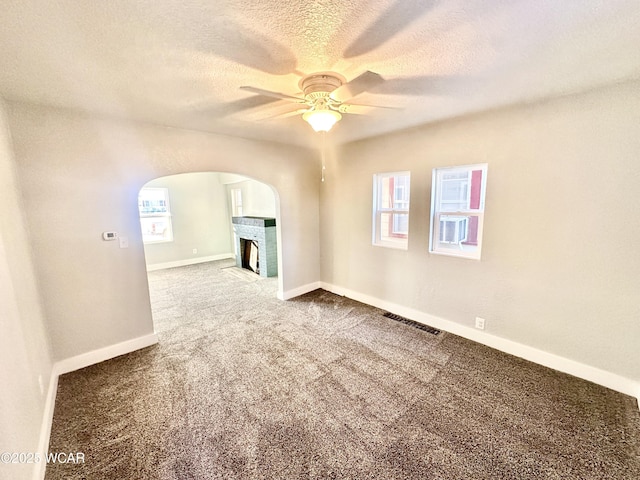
xmin=137 ymin=172 xmax=281 ymax=333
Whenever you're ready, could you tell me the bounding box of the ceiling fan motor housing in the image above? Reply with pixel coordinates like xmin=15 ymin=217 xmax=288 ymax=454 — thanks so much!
xmin=299 ymin=72 xmax=345 ymax=100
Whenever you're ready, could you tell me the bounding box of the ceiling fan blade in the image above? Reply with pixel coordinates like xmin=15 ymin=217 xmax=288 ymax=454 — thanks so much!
xmin=232 ymin=99 xmax=298 ymax=120
xmin=246 ymin=104 xmax=309 ymax=122
xmin=189 ymin=95 xmax=283 ymax=117
xmin=240 ymin=86 xmax=305 ymax=102
xmin=330 ymin=71 xmax=385 ymax=103
xmin=339 ymin=103 xmax=401 ymax=115
xmin=267 ymin=108 xmax=308 ymax=120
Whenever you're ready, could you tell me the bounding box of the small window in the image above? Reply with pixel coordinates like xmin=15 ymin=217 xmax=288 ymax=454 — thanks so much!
xmin=138 ymin=187 xmax=173 ymax=243
xmin=231 ymin=188 xmax=243 ymax=217
xmin=373 ymin=171 xmax=411 ymax=249
xmin=430 ymin=164 xmax=487 ymax=259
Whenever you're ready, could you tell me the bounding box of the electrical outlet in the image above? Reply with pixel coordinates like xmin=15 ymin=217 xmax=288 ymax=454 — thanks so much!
xmin=475 ymin=317 xmax=486 ymax=330
xmin=192 ymin=248 xmax=198 ymax=254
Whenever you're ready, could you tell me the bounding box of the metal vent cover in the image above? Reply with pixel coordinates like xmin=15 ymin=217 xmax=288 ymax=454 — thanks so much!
xmin=383 ymin=312 xmax=441 ymax=335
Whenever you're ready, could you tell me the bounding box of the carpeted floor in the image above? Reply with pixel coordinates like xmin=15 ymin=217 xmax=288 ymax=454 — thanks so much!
xmin=45 ymin=260 xmax=640 ymax=479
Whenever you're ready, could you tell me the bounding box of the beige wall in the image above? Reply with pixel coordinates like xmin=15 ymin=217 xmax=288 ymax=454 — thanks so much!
xmin=321 ymin=79 xmax=640 ymax=382
xmin=142 ymin=173 xmax=234 ymax=266
xmin=0 ymin=101 xmax=52 ymax=480
xmin=236 ymin=179 xmax=277 ymax=218
xmin=7 ymin=102 xmax=320 ymax=362
xmin=219 ymin=174 xmax=277 ymax=218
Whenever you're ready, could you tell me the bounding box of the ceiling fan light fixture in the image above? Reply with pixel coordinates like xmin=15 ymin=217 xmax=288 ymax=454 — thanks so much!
xmin=303 ymin=109 xmax=342 ymax=132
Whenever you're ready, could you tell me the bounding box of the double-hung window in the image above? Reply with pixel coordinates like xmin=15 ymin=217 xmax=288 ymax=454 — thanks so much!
xmin=430 ymin=164 xmax=487 ymax=259
xmin=373 ymin=171 xmax=411 ymax=249
xmin=138 ymin=187 xmax=173 ymax=243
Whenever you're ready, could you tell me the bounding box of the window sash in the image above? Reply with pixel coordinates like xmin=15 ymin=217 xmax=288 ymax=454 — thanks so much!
xmin=430 ymin=164 xmax=487 ymax=259
xmin=373 ymin=171 xmax=410 ymax=249
xmin=139 ymin=187 xmax=173 ymax=244
xmin=139 ymin=216 xmax=174 ymax=243
xmin=376 ymin=210 xmax=409 ymax=239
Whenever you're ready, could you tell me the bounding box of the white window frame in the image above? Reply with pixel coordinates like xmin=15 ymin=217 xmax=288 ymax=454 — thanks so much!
xmin=429 ymin=164 xmax=487 ymax=260
xmin=138 ymin=187 xmax=173 ymax=244
xmin=231 ymin=188 xmax=243 ymax=217
xmin=372 ymin=171 xmax=411 ymax=250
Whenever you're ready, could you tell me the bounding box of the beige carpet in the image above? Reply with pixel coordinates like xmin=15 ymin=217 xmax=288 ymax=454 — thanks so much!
xmin=45 ymin=259 xmax=640 ymax=479
xmin=221 ymin=265 xmax=263 ymax=282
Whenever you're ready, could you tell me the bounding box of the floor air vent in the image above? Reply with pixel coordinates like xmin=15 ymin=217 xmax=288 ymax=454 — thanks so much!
xmin=383 ymin=312 xmax=441 ymax=335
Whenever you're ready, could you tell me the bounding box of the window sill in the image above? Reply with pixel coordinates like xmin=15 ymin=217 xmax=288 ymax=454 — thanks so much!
xmin=429 ymin=248 xmax=481 ymax=260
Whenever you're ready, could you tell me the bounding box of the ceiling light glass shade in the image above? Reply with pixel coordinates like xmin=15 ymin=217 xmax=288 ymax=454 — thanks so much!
xmin=303 ymin=109 xmax=342 ymax=132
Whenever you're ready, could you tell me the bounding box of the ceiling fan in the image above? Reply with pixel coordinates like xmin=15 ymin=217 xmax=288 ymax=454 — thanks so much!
xmin=240 ymin=71 xmax=387 ymax=132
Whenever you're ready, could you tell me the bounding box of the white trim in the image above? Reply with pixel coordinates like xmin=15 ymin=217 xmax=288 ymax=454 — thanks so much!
xmin=146 ymin=253 xmax=234 ymax=272
xmin=278 ymin=281 xmax=322 ymax=301
xmin=33 ymin=371 xmax=58 ymax=480
xmin=54 ymin=333 xmax=158 ymax=376
xmin=320 ymin=282 xmax=640 ymax=399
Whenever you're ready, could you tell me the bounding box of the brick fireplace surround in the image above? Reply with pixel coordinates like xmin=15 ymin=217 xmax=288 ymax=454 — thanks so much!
xmin=232 ymin=216 xmax=278 ymax=278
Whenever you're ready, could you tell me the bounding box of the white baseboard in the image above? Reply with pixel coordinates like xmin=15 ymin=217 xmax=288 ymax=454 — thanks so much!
xmin=146 ymin=253 xmax=235 ymax=272
xmin=33 ymin=370 xmax=58 ymax=480
xmin=278 ymin=281 xmax=322 ymax=301
xmin=320 ymin=282 xmax=640 ymax=400
xmin=54 ymin=333 xmax=159 ymax=376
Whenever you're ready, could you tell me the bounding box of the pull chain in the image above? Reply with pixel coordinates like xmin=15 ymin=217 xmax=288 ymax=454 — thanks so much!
xmin=321 ymin=131 xmax=326 ymax=182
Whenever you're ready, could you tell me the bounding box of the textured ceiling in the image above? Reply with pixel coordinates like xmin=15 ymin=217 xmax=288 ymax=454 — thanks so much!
xmin=1 ymin=0 xmax=639 ymax=147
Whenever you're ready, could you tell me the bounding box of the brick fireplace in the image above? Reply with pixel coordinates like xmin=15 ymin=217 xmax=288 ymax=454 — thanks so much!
xmin=232 ymin=216 xmax=278 ymax=278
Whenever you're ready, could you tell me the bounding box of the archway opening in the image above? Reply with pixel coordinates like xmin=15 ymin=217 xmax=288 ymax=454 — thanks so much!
xmin=137 ymin=172 xmax=281 ymax=333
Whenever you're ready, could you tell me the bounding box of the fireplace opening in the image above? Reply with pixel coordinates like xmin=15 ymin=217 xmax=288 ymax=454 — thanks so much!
xmin=240 ymin=238 xmax=259 ymax=274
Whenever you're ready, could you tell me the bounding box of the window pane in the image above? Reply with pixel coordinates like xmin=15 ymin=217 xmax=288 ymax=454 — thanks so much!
xmin=381 ymin=212 xmax=392 ymax=238
xmin=439 ymin=215 xmax=468 ymax=243
xmin=231 ymin=188 xmax=243 ymax=217
xmin=393 ymin=175 xmax=410 ymax=209
xmin=433 ymin=214 xmax=480 ymax=255
xmin=381 ymin=177 xmax=392 ymax=209
xmin=373 ymin=171 xmax=410 ymax=249
xmin=140 ymin=217 xmax=173 ymax=243
xmin=430 ymin=164 xmax=487 ymax=259
xmin=392 ymin=213 xmax=409 ymax=236
xmin=138 ymin=189 xmax=169 ymax=214
xmin=380 ymin=213 xmax=408 ymax=241
xmin=439 ymin=171 xmax=469 ymax=211
xmin=139 ymin=187 xmax=173 ymax=244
